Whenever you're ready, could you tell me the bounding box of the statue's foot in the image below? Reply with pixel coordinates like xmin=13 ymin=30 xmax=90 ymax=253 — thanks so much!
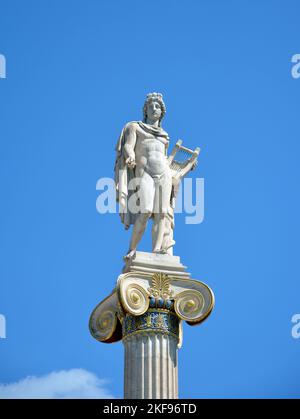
xmin=153 ymin=248 xmax=168 ymax=255
xmin=123 ymin=249 xmax=136 ymax=261
xmin=165 ymin=240 xmax=176 ymax=250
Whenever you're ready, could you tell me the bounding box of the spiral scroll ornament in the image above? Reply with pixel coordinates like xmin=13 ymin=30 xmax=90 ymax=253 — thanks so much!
xmin=122 ymin=283 xmax=149 ymax=316
xmin=174 ymin=290 xmax=205 ymax=322
xmin=94 ymin=309 xmax=117 ymax=341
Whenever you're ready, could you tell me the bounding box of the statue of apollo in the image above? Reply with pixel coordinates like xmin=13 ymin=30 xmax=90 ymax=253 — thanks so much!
xmin=114 ymin=92 xmax=199 ymax=261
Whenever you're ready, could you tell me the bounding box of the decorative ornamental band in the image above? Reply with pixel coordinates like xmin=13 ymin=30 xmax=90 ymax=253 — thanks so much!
xmin=122 ymin=309 xmax=179 ymax=340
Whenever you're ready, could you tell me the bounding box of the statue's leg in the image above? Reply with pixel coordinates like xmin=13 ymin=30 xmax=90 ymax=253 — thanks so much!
xmin=152 ymin=173 xmax=172 ymax=253
xmin=152 ymin=213 xmax=166 ymax=253
xmin=124 ymin=212 xmax=151 ymax=259
xmin=151 ymin=217 xmax=158 ymax=251
xmin=124 ymin=172 xmax=154 ymax=259
xmin=161 ymin=214 xmax=175 ymax=255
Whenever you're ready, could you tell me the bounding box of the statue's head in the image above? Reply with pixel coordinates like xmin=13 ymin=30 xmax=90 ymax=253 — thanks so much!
xmin=143 ymin=92 xmax=166 ymax=126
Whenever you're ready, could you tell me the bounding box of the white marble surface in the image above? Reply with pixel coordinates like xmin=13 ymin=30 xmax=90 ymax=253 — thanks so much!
xmin=122 ymin=250 xmax=191 ymax=279
xmin=124 ymin=333 xmax=178 ymax=399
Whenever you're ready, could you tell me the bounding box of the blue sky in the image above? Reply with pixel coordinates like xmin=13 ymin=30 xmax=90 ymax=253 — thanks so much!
xmin=0 ymin=0 xmax=300 ymax=398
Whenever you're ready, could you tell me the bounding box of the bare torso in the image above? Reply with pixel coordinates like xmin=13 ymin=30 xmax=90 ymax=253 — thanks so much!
xmin=133 ymin=123 xmax=169 ymax=177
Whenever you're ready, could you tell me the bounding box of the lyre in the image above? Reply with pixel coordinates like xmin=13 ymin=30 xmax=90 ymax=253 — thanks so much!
xmin=168 ymin=139 xmax=200 ymax=181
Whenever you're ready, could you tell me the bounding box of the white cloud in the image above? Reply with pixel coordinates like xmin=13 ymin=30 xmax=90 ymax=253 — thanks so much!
xmin=0 ymin=369 xmax=115 ymax=399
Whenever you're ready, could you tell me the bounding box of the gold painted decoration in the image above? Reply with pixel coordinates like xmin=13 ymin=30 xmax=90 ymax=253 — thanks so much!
xmin=148 ymin=273 xmax=173 ymax=299
xmin=174 ymin=290 xmax=205 ymax=322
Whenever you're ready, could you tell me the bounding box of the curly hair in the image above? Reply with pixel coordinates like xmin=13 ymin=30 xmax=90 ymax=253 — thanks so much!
xmin=143 ymin=92 xmax=166 ymax=126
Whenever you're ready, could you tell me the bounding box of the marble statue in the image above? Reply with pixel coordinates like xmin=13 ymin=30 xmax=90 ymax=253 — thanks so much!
xmin=114 ymin=92 xmax=199 ymax=261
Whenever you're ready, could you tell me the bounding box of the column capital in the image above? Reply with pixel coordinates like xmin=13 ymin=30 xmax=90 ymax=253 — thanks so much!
xmin=89 ymin=253 xmax=214 ymax=347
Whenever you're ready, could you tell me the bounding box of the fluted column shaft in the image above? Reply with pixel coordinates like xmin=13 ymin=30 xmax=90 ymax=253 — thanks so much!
xmin=122 ymin=309 xmax=179 ymax=399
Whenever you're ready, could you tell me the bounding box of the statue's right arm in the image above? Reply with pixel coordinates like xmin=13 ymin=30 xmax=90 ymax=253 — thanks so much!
xmin=123 ymin=123 xmax=137 ymax=161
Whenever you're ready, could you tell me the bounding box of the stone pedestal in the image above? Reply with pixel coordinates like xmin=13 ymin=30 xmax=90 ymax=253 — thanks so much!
xmin=89 ymin=252 xmax=214 ymax=399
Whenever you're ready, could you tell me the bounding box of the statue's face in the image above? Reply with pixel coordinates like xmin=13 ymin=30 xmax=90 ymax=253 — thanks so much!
xmin=146 ymin=100 xmax=162 ymax=122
